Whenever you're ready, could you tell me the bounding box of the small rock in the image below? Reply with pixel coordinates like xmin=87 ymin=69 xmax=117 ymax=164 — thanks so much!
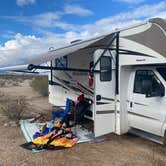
xmin=9 ymin=121 xmax=18 ymax=127
xmin=11 ymin=123 xmax=18 ymax=127
xmin=3 ymin=123 xmax=8 ymax=127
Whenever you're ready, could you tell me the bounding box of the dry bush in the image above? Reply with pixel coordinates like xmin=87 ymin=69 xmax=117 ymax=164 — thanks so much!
xmin=153 ymin=159 xmax=166 ymax=166
xmin=0 ymin=96 xmax=28 ymax=121
xmin=0 ymin=91 xmax=6 ymax=102
xmin=0 ymin=80 xmax=6 ymax=87
xmin=30 ymin=76 xmax=48 ymax=96
xmin=0 ymin=77 xmax=19 ymax=87
xmin=0 ymin=75 xmax=25 ymax=81
xmin=12 ymin=81 xmax=19 ymax=86
xmin=0 ymin=75 xmax=33 ymax=87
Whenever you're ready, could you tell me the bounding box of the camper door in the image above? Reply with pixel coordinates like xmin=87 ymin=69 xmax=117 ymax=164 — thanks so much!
xmin=94 ymin=49 xmax=116 ymax=137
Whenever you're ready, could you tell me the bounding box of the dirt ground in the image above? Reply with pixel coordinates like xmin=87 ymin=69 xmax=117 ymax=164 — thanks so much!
xmin=0 ymin=76 xmax=166 ymax=166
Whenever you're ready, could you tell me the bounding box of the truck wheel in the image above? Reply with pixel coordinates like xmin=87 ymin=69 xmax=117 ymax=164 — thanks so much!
xmin=163 ymin=131 xmax=166 ymax=146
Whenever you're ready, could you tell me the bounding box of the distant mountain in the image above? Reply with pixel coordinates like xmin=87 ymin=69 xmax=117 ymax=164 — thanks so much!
xmin=0 ymin=70 xmax=47 ymax=76
xmin=0 ymin=71 xmax=10 ymax=75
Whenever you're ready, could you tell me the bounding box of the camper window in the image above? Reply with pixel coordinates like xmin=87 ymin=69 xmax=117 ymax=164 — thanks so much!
xmin=100 ymin=56 xmax=112 ymax=81
xmin=55 ymin=56 xmax=67 ymax=68
xmin=134 ymin=70 xmax=162 ymax=96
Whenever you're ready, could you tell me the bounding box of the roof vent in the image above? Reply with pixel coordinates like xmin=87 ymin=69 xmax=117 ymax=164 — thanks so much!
xmin=70 ymin=39 xmax=82 ymax=44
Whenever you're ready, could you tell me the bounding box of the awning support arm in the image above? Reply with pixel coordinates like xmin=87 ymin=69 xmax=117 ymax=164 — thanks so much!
xmin=115 ymin=32 xmax=120 ymax=95
xmin=92 ymin=33 xmax=117 ymax=71
xmin=50 ymin=60 xmax=53 ymax=84
xmin=28 ymin=64 xmax=100 ymax=73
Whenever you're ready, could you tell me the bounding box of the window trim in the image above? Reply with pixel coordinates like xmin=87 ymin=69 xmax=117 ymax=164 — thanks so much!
xmin=100 ymin=56 xmax=112 ymax=82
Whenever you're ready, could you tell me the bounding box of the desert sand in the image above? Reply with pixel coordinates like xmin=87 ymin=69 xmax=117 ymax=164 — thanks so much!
xmin=0 ymin=76 xmax=166 ymax=166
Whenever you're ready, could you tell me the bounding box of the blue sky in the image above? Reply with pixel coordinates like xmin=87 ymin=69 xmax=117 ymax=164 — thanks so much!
xmin=0 ymin=0 xmax=166 ymax=67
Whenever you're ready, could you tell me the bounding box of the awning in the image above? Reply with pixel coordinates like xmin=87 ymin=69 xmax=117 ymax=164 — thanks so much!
xmin=0 ymin=33 xmax=114 ymax=72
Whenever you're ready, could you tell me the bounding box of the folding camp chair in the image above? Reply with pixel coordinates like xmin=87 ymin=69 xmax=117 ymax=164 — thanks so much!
xmin=52 ymin=98 xmax=71 ymax=118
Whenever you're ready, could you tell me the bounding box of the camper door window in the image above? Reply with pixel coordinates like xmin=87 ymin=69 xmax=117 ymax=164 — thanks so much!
xmin=100 ymin=56 xmax=112 ymax=81
xmin=55 ymin=56 xmax=68 ymax=68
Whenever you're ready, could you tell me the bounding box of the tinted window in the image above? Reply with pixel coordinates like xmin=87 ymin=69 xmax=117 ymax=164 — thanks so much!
xmin=100 ymin=56 xmax=112 ymax=81
xmin=134 ymin=70 xmax=161 ymax=94
xmin=55 ymin=56 xmax=67 ymax=68
xmin=157 ymin=68 xmax=166 ymax=81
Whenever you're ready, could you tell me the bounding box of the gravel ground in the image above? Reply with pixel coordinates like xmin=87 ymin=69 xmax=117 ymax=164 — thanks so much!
xmin=0 ymin=126 xmax=166 ymax=166
xmin=0 ymin=76 xmax=166 ymax=166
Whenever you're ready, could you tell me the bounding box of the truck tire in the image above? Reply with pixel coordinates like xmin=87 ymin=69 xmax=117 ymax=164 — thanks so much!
xmin=163 ymin=130 xmax=166 ymax=146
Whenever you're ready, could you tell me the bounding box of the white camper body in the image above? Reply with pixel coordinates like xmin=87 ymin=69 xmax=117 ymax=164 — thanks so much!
xmin=1 ymin=18 xmax=166 ymax=144
xmin=48 ymin=18 xmax=166 ymax=143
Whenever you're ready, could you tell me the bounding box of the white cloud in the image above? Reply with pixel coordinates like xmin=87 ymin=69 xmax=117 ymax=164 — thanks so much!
xmin=32 ymin=12 xmax=76 ymax=30
xmin=64 ymin=4 xmax=93 ymax=16
xmin=155 ymin=11 xmax=166 ymax=19
xmin=81 ymin=1 xmax=166 ymax=35
xmin=1 ymin=31 xmax=16 ymax=39
xmin=8 ymin=1 xmax=165 ymax=33
xmin=96 ymin=2 xmax=166 ymax=25
xmin=113 ymin=0 xmax=145 ymax=4
xmin=0 ymin=34 xmax=42 ymax=66
xmin=34 ymin=12 xmax=61 ymax=27
xmin=32 ymin=12 xmax=75 ymax=30
xmin=2 ymin=4 xmax=93 ymax=31
xmin=1 ymin=1 xmax=166 ymax=67
xmin=16 ymin=0 xmax=36 ymax=6
xmin=0 ymin=32 xmax=88 ymax=67
xmin=3 ymin=12 xmax=76 ymax=31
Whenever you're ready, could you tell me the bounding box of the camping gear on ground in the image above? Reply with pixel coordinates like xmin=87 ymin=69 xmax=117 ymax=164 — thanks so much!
xmin=33 ymin=123 xmax=50 ymax=139
xmin=32 ymin=130 xmax=78 ymax=149
xmin=21 ymin=120 xmax=79 ymax=151
xmin=52 ymin=96 xmax=92 ymax=125
xmin=20 ymin=118 xmax=100 ymax=144
xmin=76 ymin=97 xmax=92 ymax=123
xmin=20 ymin=118 xmax=105 ymax=154
xmin=52 ymin=98 xmax=72 ymax=118
xmin=30 ymin=113 xmax=46 ymax=123
xmin=20 ymin=96 xmax=100 ymax=153
xmin=20 ymin=119 xmax=40 ymax=142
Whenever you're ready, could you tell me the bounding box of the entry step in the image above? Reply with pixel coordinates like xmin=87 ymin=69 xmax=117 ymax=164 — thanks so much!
xmin=128 ymin=128 xmax=163 ymax=144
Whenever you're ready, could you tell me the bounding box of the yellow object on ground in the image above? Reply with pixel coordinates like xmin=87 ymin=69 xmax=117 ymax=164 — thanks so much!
xmin=32 ymin=135 xmax=78 ymax=148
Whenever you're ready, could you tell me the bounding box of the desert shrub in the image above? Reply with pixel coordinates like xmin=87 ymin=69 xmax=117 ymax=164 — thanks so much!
xmin=0 ymin=80 xmax=6 ymax=87
xmin=0 ymin=75 xmax=31 ymax=81
xmin=30 ymin=76 xmax=48 ymax=96
xmin=0 ymin=96 xmax=28 ymax=121
xmin=0 ymin=75 xmax=33 ymax=85
xmin=0 ymin=76 xmax=22 ymax=87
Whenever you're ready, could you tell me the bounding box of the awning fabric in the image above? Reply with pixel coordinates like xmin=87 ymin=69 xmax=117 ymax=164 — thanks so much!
xmin=0 ymin=33 xmax=114 ymax=72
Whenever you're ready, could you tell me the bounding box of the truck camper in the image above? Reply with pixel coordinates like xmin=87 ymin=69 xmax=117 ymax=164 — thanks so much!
xmin=1 ymin=18 xmax=166 ymax=144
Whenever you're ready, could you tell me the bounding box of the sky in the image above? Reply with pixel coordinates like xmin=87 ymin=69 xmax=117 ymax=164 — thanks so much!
xmin=0 ymin=0 xmax=166 ymax=67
